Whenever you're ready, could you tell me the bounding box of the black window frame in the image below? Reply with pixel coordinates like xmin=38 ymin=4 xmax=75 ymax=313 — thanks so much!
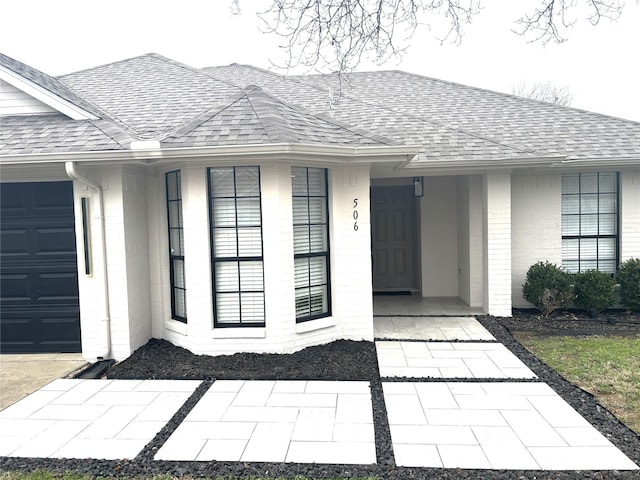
xmin=561 ymin=172 xmax=619 ymax=274
xmin=165 ymin=170 xmax=187 ymax=323
xmin=292 ymin=166 xmax=331 ymax=323
xmin=208 ymin=166 xmax=265 ymax=328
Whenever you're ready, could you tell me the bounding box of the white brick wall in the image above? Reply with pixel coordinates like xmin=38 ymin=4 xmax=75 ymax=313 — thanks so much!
xmin=483 ymin=173 xmax=512 ymax=317
xmin=121 ymin=167 xmax=152 ymax=354
xmin=420 ymin=176 xmax=459 ymax=296
xmin=620 ymin=168 xmax=640 ymax=261
xmin=511 ymin=174 xmax=562 ymax=308
xmin=456 ymin=175 xmax=483 ymax=307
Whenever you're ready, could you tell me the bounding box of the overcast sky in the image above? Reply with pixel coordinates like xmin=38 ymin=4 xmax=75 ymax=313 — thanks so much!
xmin=1 ymin=0 xmax=639 ymax=122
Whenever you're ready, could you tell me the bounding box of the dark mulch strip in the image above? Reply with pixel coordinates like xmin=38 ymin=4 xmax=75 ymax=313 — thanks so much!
xmin=107 ymin=338 xmax=380 ymax=382
xmin=2 ymin=312 xmax=640 ymax=479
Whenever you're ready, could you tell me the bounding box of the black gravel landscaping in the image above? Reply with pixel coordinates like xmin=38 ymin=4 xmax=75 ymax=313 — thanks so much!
xmin=1 ymin=311 xmax=639 ymax=480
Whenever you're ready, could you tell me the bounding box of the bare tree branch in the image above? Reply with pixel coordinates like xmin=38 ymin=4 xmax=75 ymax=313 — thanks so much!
xmin=513 ymin=0 xmax=623 ymax=44
xmin=231 ymin=0 xmax=625 ymax=73
xmin=512 ymin=81 xmax=574 ymax=106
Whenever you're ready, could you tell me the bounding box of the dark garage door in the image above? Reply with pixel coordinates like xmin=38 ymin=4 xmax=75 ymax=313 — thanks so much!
xmin=1 ymin=181 xmax=81 ymax=353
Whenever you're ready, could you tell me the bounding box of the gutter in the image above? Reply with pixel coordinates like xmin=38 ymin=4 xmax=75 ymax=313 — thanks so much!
xmin=1 ymin=143 xmax=421 ymax=166
xmin=65 ymin=161 xmax=112 ymax=360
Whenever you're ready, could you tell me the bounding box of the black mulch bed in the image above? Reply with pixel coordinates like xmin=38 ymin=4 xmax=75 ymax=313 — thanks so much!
xmin=2 ymin=312 xmax=639 ymax=480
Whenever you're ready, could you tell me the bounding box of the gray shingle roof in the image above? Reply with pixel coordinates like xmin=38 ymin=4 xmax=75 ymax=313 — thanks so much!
xmin=0 ymin=115 xmax=130 ymax=154
xmin=205 ymin=65 xmax=640 ymax=163
xmin=162 ymin=85 xmax=395 ymax=148
xmin=2 ymin=53 xmax=638 ymax=164
xmin=60 ymin=54 xmax=241 ymax=140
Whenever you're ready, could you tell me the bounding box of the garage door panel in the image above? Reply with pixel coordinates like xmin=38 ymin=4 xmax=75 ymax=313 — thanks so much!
xmin=38 ymin=271 xmax=80 ymax=302
xmin=1 ymin=182 xmax=74 ymax=216
xmin=1 ymin=267 xmax=79 ymax=306
xmin=0 ymin=308 xmax=81 ymax=353
xmin=1 ymin=181 xmax=81 ymax=353
xmin=0 ymin=272 xmax=32 ymax=303
xmin=0 ymin=227 xmax=30 ymax=259
xmin=35 ymin=226 xmax=77 ymax=257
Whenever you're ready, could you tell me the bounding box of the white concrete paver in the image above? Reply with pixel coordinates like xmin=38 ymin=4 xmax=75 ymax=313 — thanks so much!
xmin=376 ymin=341 xmax=536 ymax=379
xmin=1 ymin=319 xmax=638 ymax=472
xmin=0 ymin=379 xmax=200 ymax=459
xmin=374 ymin=316 xmax=495 ymax=341
xmin=155 ymin=380 xmax=376 ymax=465
xmin=383 ymin=381 xmax=638 ymax=470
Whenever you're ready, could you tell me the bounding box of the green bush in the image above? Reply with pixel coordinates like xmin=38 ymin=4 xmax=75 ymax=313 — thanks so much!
xmin=573 ymin=269 xmax=616 ymax=314
xmin=617 ymin=258 xmax=640 ymax=311
xmin=522 ymin=261 xmax=573 ymax=316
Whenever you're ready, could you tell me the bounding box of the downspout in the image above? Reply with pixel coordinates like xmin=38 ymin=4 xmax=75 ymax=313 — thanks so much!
xmin=65 ymin=161 xmax=111 ymax=359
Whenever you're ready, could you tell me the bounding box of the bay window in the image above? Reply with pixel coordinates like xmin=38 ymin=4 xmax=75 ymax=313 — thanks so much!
xmin=209 ymin=167 xmax=265 ymax=327
xmin=292 ymin=167 xmax=331 ymax=322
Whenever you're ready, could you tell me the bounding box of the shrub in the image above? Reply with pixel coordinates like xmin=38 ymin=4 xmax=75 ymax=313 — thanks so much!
xmin=617 ymin=258 xmax=640 ymax=311
xmin=522 ymin=261 xmax=573 ymax=316
xmin=572 ymin=269 xmax=616 ymax=315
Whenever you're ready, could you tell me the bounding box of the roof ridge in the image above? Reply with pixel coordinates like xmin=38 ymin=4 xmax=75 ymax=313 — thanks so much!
xmin=57 ymin=53 xmax=161 ymax=78
xmin=242 ymin=85 xmax=397 ymax=146
xmin=159 ymin=89 xmax=249 ymax=141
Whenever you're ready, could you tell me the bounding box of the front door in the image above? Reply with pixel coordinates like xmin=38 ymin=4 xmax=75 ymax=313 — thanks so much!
xmin=370 ymin=185 xmax=417 ymax=291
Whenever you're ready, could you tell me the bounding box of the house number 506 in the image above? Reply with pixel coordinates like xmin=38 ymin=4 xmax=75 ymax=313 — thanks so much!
xmin=353 ymin=198 xmax=359 ymax=231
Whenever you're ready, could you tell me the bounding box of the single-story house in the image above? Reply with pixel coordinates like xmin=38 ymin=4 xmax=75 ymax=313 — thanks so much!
xmin=1 ymin=53 xmax=638 ymax=361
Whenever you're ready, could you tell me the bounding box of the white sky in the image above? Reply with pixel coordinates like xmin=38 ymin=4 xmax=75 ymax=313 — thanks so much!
xmin=1 ymin=0 xmax=639 ymax=121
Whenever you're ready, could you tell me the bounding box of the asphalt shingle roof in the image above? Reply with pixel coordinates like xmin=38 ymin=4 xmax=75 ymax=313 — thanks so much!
xmin=2 ymin=53 xmax=639 ymax=164
xmin=60 ymin=54 xmax=241 ymax=140
xmin=205 ymin=64 xmax=640 ymax=163
xmin=0 ymin=115 xmax=127 ymax=154
xmin=162 ymin=85 xmax=395 ymax=148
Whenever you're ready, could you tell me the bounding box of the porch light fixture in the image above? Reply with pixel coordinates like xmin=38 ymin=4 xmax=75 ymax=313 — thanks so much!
xmin=414 ymin=176 xmax=424 ymax=197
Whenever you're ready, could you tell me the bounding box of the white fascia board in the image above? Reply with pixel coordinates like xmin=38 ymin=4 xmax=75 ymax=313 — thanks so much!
xmin=0 ymin=142 xmax=420 ymax=166
xmin=0 ymin=66 xmax=98 ymax=120
xmin=550 ymin=157 xmax=640 ymax=168
xmin=399 ymin=155 xmax=568 ymax=173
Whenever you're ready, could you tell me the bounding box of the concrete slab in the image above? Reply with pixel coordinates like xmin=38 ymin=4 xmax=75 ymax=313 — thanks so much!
xmin=0 ymin=379 xmax=200 ymax=459
xmin=376 ymin=341 xmax=536 ymax=379
xmin=0 ymin=354 xmax=88 ymax=410
xmin=374 ymin=316 xmax=495 ymax=341
xmin=383 ymin=381 xmax=638 ymax=470
xmin=155 ymin=380 xmax=376 ymax=465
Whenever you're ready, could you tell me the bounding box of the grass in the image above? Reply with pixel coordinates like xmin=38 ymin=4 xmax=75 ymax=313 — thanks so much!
xmin=514 ymin=333 xmax=640 ymax=434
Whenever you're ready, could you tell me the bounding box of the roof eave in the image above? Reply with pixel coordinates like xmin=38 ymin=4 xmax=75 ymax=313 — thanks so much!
xmin=0 ymin=65 xmax=98 ymax=121
xmin=0 ymin=142 xmax=421 ymax=166
xmin=400 ymin=155 xmax=568 ymax=173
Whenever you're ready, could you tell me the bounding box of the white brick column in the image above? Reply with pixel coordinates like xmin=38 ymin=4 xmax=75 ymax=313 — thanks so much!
xmin=482 ymin=173 xmax=512 ymax=317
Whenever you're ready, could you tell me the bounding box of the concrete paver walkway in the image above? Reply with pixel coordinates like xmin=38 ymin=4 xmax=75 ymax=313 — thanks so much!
xmin=376 ymin=341 xmax=536 ymax=379
xmin=384 ymin=381 xmax=638 ymax=470
xmin=156 ymin=380 xmax=375 ymax=464
xmin=0 ymin=379 xmax=199 ymax=459
xmin=0 ymin=317 xmax=638 ymax=471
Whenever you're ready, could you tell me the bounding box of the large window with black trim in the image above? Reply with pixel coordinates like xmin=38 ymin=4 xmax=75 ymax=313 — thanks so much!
xmin=561 ymin=172 xmax=618 ymax=273
xmin=209 ymin=166 xmax=265 ymax=327
xmin=165 ymin=170 xmax=187 ymax=322
xmin=292 ymin=167 xmax=331 ymax=322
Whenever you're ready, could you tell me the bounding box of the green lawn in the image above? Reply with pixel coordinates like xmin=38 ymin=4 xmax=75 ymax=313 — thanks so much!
xmin=514 ymin=333 xmax=640 ymax=434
